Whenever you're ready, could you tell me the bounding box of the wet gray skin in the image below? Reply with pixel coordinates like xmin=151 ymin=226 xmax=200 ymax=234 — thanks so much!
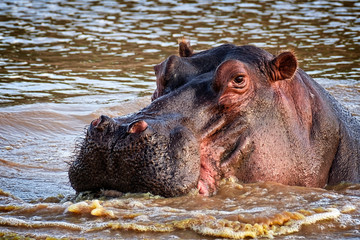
xmin=69 ymin=42 xmax=360 ymax=197
xmin=68 ymin=85 xmax=204 ymax=197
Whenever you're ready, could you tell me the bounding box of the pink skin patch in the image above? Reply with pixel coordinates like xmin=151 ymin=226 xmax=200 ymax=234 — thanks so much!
xmin=197 ymin=141 xmax=221 ymax=196
xmin=197 ymin=180 xmax=208 ymax=195
xmin=197 ymin=150 xmax=219 ymax=196
xmin=197 ymin=178 xmax=215 ymax=196
xmin=197 ymin=163 xmax=217 ymax=196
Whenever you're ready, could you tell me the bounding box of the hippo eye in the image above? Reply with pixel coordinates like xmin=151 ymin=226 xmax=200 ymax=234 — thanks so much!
xmin=233 ymin=75 xmax=246 ymax=88
xmin=234 ymin=75 xmax=244 ymax=83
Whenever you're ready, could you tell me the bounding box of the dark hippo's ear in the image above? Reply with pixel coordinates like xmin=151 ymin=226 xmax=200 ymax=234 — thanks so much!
xmin=270 ymin=51 xmax=298 ymax=81
xmin=178 ymin=37 xmax=193 ymax=57
xmin=152 ymin=55 xmax=181 ymax=100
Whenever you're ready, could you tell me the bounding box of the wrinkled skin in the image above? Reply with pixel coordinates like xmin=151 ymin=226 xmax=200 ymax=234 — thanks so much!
xmin=69 ymin=39 xmax=360 ymax=197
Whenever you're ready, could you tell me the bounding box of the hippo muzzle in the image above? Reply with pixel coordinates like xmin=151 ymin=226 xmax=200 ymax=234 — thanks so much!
xmin=69 ymin=113 xmax=200 ymax=197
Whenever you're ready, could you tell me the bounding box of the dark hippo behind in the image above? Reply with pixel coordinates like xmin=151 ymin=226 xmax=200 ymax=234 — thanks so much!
xmin=69 ymin=39 xmax=360 ymax=197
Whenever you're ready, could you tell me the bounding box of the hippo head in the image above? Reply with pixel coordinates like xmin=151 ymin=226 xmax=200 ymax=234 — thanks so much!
xmin=70 ymin=39 xmax=340 ymax=197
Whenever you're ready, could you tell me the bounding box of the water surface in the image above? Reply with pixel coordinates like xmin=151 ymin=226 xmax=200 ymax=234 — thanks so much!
xmin=0 ymin=0 xmax=359 ymax=239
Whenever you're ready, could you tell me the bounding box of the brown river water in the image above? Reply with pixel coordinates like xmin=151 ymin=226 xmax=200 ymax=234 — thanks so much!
xmin=0 ymin=0 xmax=359 ymax=239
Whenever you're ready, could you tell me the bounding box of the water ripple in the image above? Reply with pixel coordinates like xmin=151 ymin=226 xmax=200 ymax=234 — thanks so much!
xmin=0 ymin=0 xmax=358 ymax=115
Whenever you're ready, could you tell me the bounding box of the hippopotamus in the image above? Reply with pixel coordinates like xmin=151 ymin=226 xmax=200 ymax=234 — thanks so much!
xmin=69 ymin=39 xmax=360 ymax=197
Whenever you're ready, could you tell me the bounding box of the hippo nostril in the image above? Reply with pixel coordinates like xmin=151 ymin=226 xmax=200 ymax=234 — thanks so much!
xmin=127 ymin=120 xmax=148 ymax=134
xmin=91 ymin=118 xmax=101 ymax=127
xmin=91 ymin=115 xmax=111 ymax=130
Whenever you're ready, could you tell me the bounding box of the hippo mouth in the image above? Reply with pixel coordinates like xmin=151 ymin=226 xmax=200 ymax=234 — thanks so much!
xmin=69 ymin=115 xmax=201 ymax=198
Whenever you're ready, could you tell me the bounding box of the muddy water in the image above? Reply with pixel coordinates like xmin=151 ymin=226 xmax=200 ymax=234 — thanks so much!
xmin=0 ymin=0 xmax=359 ymax=239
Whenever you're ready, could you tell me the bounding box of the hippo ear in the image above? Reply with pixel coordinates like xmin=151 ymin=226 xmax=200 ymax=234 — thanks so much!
xmin=152 ymin=55 xmax=180 ymax=101
xmin=178 ymin=37 xmax=193 ymax=57
xmin=270 ymin=51 xmax=298 ymax=81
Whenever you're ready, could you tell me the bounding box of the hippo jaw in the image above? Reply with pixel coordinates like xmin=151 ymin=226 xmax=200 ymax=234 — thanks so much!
xmin=69 ymin=114 xmax=200 ymax=198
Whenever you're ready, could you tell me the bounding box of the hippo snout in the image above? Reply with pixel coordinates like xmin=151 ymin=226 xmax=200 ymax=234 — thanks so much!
xmin=69 ymin=114 xmax=201 ymax=197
